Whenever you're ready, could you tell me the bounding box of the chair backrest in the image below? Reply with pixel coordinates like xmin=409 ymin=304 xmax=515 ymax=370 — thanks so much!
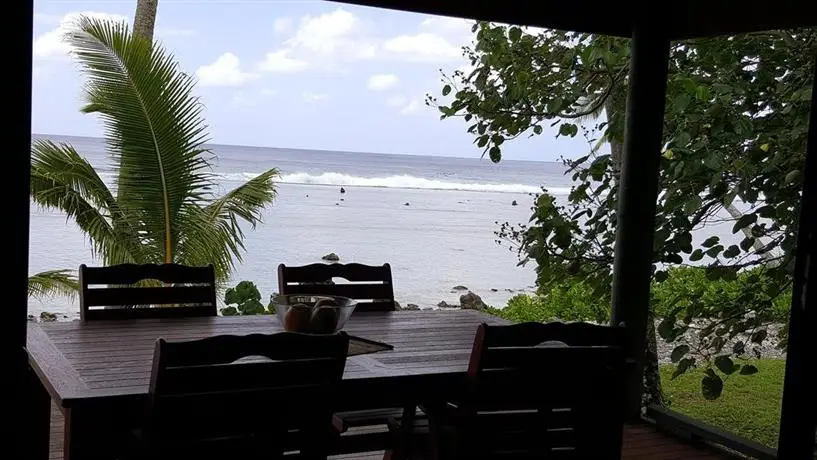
xmin=147 ymin=332 xmax=349 ymax=460
xmin=79 ymin=263 xmax=217 ymax=321
xmin=448 ymin=322 xmax=626 ymax=459
xmin=278 ymin=263 xmax=395 ymax=312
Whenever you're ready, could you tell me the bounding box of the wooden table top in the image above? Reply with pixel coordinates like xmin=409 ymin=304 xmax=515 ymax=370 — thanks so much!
xmin=27 ymin=310 xmax=505 ymax=407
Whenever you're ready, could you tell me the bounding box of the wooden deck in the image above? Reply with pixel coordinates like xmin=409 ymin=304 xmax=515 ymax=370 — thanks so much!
xmin=48 ymin=403 xmax=731 ymax=460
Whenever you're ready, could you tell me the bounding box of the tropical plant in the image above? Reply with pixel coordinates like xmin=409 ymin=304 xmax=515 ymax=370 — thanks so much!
xmin=221 ymin=280 xmax=271 ymax=316
xmin=30 ymin=17 xmax=278 ymax=285
xmin=27 ymin=270 xmax=78 ymax=300
xmin=433 ymin=23 xmax=815 ymax=399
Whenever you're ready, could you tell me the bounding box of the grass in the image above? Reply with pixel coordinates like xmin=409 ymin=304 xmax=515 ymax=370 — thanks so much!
xmin=660 ymin=359 xmax=785 ymax=448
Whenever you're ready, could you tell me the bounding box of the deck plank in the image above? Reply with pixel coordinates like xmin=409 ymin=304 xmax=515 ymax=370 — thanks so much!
xmin=48 ymin=404 xmax=731 ymax=460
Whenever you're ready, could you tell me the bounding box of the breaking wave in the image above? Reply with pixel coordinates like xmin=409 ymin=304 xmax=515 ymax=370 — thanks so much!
xmin=216 ymin=171 xmax=562 ymax=194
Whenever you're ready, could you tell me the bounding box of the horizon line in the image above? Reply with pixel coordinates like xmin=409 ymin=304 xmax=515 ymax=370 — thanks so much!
xmin=31 ymin=132 xmax=558 ymax=164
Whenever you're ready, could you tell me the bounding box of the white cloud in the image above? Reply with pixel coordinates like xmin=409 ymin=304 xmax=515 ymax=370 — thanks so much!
xmin=419 ymin=16 xmax=473 ymax=38
xmin=399 ymin=99 xmax=423 ymax=115
xmin=259 ymin=8 xmax=376 ymax=73
xmin=259 ymin=49 xmax=308 ymax=73
xmin=273 ymin=17 xmax=293 ymax=34
xmin=303 ymin=92 xmax=327 ymax=102
xmin=383 ymin=33 xmax=462 ymax=62
xmin=196 ymin=53 xmax=258 ymax=87
xmin=367 ymin=74 xmax=400 ymax=91
xmin=260 ymin=87 xmax=277 ymax=97
xmin=386 ymin=95 xmax=407 ymax=107
xmin=33 ymin=11 xmax=128 ymax=59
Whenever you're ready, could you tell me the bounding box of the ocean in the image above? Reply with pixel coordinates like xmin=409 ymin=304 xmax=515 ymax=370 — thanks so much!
xmin=29 ymin=134 xmax=576 ymax=318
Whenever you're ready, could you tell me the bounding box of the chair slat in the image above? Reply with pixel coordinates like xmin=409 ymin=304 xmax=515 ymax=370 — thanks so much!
xmin=427 ymin=322 xmax=627 ymax=460
xmin=282 ymin=263 xmax=393 ymax=283
xmin=278 ymin=262 xmax=395 ymax=313
xmin=79 ymin=263 xmax=217 ymax=321
xmin=82 ymin=263 xmax=214 ymax=285
xmin=145 ymin=332 xmax=349 ymax=459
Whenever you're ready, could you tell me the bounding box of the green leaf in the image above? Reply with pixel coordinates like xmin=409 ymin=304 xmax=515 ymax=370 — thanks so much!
xmin=723 ymin=245 xmax=740 ymax=258
xmin=533 ymin=125 xmax=543 ymax=135
xmin=740 ymin=364 xmax=759 ymax=375
xmin=751 ymin=329 xmax=768 ymax=343
xmin=220 ymin=306 xmax=238 ymax=316
xmin=508 ymin=27 xmax=522 ymax=42
xmin=442 ymin=85 xmax=452 ymax=96
xmin=684 ymin=195 xmax=703 ymax=213
xmin=676 ymin=131 xmax=692 ymax=147
xmin=672 ymin=94 xmax=690 ymax=111
xmin=654 ymin=270 xmax=669 ymax=282
xmin=733 ymin=341 xmax=746 ymax=355
xmin=702 ymin=372 xmax=724 ymax=400
xmin=658 ymin=317 xmax=676 ymax=340
xmin=784 ymin=170 xmax=800 ymax=184
xmin=689 ymin=249 xmax=704 ymax=261
xmin=714 ymin=355 xmax=736 ymax=375
xmin=702 ymin=236 xmax=720 ymax=248
xmin=756 ymin=205 xmax=776 ymax=218
xmin=489 ymin=146 xmax=502 ymax=163
xmin=732 ymin=213 xmax=758 ymax=234
xmin=670 ymin=345 xmax=690 ymax=363
xmin=740 ymin=237 xmax=756 ymax=251
xmin=672 ymin=357 xmax=695 ymax=379
xmin=558 ymin=123 xmax=577 ymax=137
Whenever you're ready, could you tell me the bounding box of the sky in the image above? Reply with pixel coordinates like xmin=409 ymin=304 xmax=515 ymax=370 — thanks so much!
xmin=32 ymin=0 xmax=590 ymax=161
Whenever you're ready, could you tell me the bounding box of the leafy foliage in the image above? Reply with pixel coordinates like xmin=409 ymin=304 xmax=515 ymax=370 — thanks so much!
xmin=30 ymin=17 xmax=278 ymax=285
xmin=221 ymin=280 xmax=269 ymax=316
xmin=27 ymin=270 xmax=79 ymax=300
xmin=433 ymin=23 xmax=815 ymax=394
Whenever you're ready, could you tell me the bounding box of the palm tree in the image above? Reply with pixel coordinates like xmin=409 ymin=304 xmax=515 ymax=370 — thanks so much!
xmin=28 ymin=270 xmax=79 ymax=300
xmin=31 ymin=17 xmax=278 ymax=284
xmin=133 ymin=0 xmax=159 ymax=40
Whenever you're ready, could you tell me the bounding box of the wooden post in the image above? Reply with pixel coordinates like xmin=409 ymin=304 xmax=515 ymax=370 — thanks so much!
xmin=609 ymin=22 xmax=670 ymax=421
xmin=777 ymin=52 xmax=817 ymax=459
xmin=8 ymin=0 xmax=33 ymax=457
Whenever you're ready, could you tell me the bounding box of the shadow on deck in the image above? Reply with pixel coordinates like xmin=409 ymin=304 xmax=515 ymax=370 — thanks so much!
xmin=48 ymin=403 xmax=731 ymax=459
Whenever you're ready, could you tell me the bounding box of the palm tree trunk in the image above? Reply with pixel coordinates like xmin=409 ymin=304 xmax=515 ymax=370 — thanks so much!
xmin=133 ymin=0 xmax=159 ymax=40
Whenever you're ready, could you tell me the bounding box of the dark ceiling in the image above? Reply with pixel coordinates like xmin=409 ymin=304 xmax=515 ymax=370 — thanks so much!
xmin=331 ymin=0 xmax=817 ymax=39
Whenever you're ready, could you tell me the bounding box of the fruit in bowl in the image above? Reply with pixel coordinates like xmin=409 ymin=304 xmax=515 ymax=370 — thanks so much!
xmin=272 ymin=294 xmax=357 ymax=334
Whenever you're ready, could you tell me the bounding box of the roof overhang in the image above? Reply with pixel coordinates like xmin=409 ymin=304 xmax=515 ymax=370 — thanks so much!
xmin=331 ymin=0 xmax=817 ymax=39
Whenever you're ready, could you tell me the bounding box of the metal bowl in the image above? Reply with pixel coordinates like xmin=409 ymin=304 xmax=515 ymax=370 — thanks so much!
xmin=272 ymin=294 xmax=357 ymax=334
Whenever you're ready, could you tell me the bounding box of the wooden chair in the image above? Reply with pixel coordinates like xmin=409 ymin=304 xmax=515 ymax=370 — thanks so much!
xmin=413 ymin=322 xmax=627 ymax=459
xmin=133 ymin=332 xmax=350 ymax=460
xmin=278 ymin=262 xmax=414 ymax=456
xmin=277 ymin=263 xmax=396 ymax=312
xmin=79 ymin=263 xmax=217 ymax=321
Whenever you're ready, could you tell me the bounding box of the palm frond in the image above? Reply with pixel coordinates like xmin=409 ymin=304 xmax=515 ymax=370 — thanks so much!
xmin=205 ymin=169 xmax=279 ymax=226
xmin=66 ymin=16 xmax=212 ymax=263
xmin=30 ymin=140 xmax=147 ymax=263
xmin=28 ymin=270 xmax=79 ymax=300
xmin=176 ymin=169 xmax=279 ymax=282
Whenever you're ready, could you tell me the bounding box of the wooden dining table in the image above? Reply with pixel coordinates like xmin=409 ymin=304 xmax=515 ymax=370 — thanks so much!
xmin=23 ymin=309 xmax=505 ymax=460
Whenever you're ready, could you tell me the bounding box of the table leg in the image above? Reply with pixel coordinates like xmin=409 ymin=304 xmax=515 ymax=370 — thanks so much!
xmin=21 ymin=367 xmax=50 ymax=460
xmin=63 ymin=405 xmax=116 ymax=460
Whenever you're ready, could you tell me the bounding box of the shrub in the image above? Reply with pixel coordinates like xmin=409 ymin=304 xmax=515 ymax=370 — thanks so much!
xmin=651 ymin=267 xmax=791 ymax=322
xmin=221 ymin=280 xmax=270 ymax=316
xmin=489 ymin=282 xmax=608 ymax=323
xmin=494 ymin=266 xmax=791 ymax=323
